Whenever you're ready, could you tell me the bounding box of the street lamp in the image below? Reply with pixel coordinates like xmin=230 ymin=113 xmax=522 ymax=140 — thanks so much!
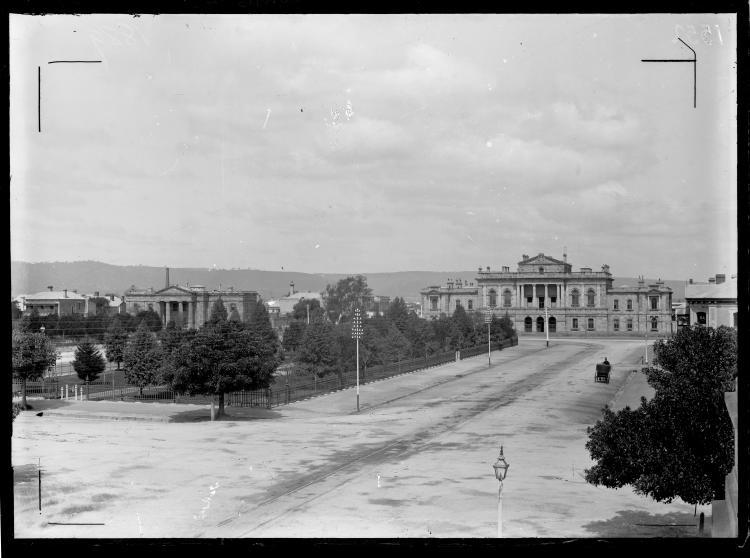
xmin=492 ymin=445 xmax=510 ymax=538
xmin=352 ymin=307 xmax=363 ymax=412
xmin=544 ymin=303 xmax=549 ymax=348
xmin=484 ymin=309 xmax=492 ymax=367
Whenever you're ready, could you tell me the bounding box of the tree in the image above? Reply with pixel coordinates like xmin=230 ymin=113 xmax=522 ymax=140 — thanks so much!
xmin=282 ymin=321 xmax=307 ymax=353
xmin=208 ymin=297 xmax=228 ymax=325
xmin=584 ymin=326 xmax=737 ymax=505
xmin=11 ymin=301 xmax=22 ymax=320
xmin=450 ymin=305 xmax=475 ymax=349
xmin=19 ymin=309 xmax=44 ymax=333
xmin=296 ymin=321 xmax=340 ymax=377
xmin=12 ymin=330 xmax=58 ymax=409
xmin=292 ymin=298 xmax=324 ymax=322
xmin=385 ymin=297 xmax=410 ymax=334
xmin=135 ymin=309 xmax=162 ymax=332
xmin=88 ymin=296 xmax=111 ymax=316
xmin=104 ymin=320 xmax=129 ymax=369
xmin=72 ymin=342 xmax=106 ymax=399
xmin=322 ymin=275 xmax=372 ymax=324
xmin=123 ymin=323 xmax=162 ymax=395
xmin=164 ymin=319 xmax=281 ymax=419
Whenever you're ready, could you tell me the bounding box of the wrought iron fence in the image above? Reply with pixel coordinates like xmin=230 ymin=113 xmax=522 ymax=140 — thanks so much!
xmin=14 ymin=336 xmax=518 ymax=409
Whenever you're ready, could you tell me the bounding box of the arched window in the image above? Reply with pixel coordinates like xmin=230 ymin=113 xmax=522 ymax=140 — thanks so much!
xmin=548 ymin=316 xmax=556 ymax=333
xmin=627 ymin=299 xmax=633 ymax=311
xmin=613 ymin=318 xmax=620 ymax=331
xmin=651 ymin=317 xmax=658 ymax=331
xmin=627 ymin=319 xmax=633 ymax=331
xmin=571 ymin=289 xmax=580 ymax=307
xmin=488 ymin=289 xmax=497 ymax=308
xmin=467 ymin=300 xmax=473 ymax=310
xmin=536 ymin=316 xmax=545 ymax=332
xmin=587 ymin=289 xmax=595 ymax=307
xmin=524 ymin=317 xmax=532 ymax=332
xmin=587 ymin=318 xmax=595 ymax=330
xmin=503 ymin=289 xmax=512 ymax=307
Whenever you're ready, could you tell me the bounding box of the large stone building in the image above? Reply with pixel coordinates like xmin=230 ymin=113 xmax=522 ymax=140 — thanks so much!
xmin=124 ymin=268 xmax=258 ymax=328
xmin=421 ymin=253 xmax=674 ymax=336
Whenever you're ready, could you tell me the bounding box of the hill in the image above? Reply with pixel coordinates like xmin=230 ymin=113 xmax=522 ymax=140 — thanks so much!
xmin=10 ymin=261 xmax=686 ymax=302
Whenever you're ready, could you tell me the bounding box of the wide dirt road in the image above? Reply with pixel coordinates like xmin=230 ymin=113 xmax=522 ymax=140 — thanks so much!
xmin=13 ymin=338 xmax=701 ymax=538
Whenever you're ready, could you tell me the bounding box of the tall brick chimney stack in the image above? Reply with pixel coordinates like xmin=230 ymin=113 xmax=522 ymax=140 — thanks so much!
xmin=290 ymin=282 xmax=295 ymax=296
xmin=165 ymin=267 xmax=170 ymax=288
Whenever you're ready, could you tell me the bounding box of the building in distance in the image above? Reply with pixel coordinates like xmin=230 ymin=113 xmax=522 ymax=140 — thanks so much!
xmin=684 ymin=273 xmax=737 ymax=328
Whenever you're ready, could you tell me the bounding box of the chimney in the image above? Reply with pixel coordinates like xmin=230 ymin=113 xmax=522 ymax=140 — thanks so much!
xmin=47 ymin=285 xmax=53 ymax=291
xmin=63 ymin=289 xmax=68 ymax=298
xmin=563 ymin=246 xmax=567 ymax=264
xmin=290 ymin=282 xmax=295 ymax=296
xmin=478 ymin=267 xmax=482 ymax=272
xmin=716 ymin=274 xmax=726 ymax=284
xmin=95 ymin=291 xmax=100 ymax=297
xmin=708 ymin=277 xmax=716 ymax=284
xmin=522 ymin=254 xmax=528 ymax=260
xmin=165 ymin=267 xmax=170 ymax=288
xmin=689 ymin=278 xmax=693 ymax=284
xmin=110 ymin=294 xmax=115 ymax=301
xmin=486 ymin=266 xmax=490 ymax=271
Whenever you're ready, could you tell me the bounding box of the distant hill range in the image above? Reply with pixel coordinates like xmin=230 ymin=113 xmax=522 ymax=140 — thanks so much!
xmin=10 ymin=261 xmax=687 ymax=302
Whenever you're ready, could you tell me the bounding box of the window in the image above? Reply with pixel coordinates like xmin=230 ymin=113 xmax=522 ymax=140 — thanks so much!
xmin=148 ymin=303 xmax=154 ymax=311
xmin=696 ymin=312 xmax=706 ymax=325
xmin=627 ymin=299 xmax=633 ymax=311
xmin=536 ymin=316 xmax=545 ymax=332
xmin=538 ymin=297 xmax=545 ymax=309
xmin=430 ymin=296 xmax=438 ymax=311
xmin=627 ymin=319 xmax=633 ymax=331
xmin=587 ymin=318 xmax=594 ymax=330
xmin=613 ymin=299 xmax=619 ymax=311
xmin=456 ymin=300 xmax=462 ymax=310
xmin=467 ymin=300 xmax=473 ymax=310
xmin=489 ymin=289 xmax=497 ymax=308
xmin=524 ymin=317 xmax=532 ymax=332
xmin=571 ymin=289 xmax=580 ymax=307
xmin=572 ymin=318 xmax=579 ymax=330
xmin=613 ymin=318 xmax=619 ymax=331
xmin=539 ymin=267 xmax=544 ymax=274
xmin=503 ymin=290 xmax=512 ymax=307
xmin=650 ymin=296 xmax=659 ymax=311
xmin=587 ymin=290 xmax=595 ymax=307
xmin=651 ymin=317 xmax=658 ymax=331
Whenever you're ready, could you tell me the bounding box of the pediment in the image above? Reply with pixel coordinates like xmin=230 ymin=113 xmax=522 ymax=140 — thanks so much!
xmin=520 ymin=254 xmax=565 ymax=266
xmin=153 ymin=286 xmax=195 ymax=296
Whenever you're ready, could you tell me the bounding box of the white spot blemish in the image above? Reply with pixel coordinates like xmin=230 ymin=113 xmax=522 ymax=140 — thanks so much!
xmin=262 ymin=109 xmax=271 ymax=129
xmin=486 ymin=141 xmax=493 ymax=148
xmin=377 ymin=474 xmax=381 ymax=488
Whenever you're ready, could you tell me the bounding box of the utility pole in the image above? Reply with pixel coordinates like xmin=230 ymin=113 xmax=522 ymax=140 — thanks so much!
xmin=545 ymin=304 xmax=549 ymax=348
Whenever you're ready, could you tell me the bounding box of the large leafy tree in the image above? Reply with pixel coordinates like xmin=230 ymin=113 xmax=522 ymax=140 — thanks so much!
xmin=12 ymin=330 xmax=59 ymax=409
xmin=208 ymin=297 xmax=228 ymax=325
xmin=296 ymin=321 xmax=341 ymax=377
xmin=164 ymin=318 xmax=280 ymax=419
xmin=135 ymin=309 xmax=162 ymax=332
xmin=104 ymin=321 xmax=129 ymax=369
xmin=450 ymin=305 xmax=475 ymax=349
xmin=322 ymin=275 xmax=372 ymax=324
xmin=123 ymin=323 xmax=162 ymax=395
xmin=585 ymin=326 xmax=737 ymax=505
xmin=282 ymin=321 xmax=307 ymax=353
xmin=385 ymin=297 xmax=410 ymax=334
xmin=292 ymin=298 xmax=325 ymax=322
xmin=72 ymin=342 xmax=106 ymax=399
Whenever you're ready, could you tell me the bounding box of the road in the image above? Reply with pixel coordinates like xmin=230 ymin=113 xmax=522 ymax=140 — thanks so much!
xmin=13 ymin=337 xmax=701 ymax=538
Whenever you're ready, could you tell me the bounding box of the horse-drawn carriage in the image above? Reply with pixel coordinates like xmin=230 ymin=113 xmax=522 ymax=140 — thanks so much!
xmin=595 ymin=360 xmax=611 ymax=384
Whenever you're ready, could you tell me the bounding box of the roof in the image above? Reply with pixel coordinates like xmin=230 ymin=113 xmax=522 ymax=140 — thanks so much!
xmin=685 ymin=279 xmax=737 ymax=300
xmin=519 ymin=253 xmax=567 ymax=266
xmin=282 ymin=291 xmax=322 ymax=300
xmin=26 ymin=290 xmax=86 ymax=301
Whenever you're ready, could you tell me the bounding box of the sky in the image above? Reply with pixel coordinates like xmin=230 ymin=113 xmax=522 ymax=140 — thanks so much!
xmin=10 ymin=14 xmax=738 ymax=280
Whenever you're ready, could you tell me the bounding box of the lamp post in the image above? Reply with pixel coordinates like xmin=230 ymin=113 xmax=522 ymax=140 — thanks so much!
xmin=544 ymin=304 xmax=549 ymax=348
xmin=485 ymin=309 xmax=492 ymax=367
xmin=492 ymin=445 xmax=510 ymax=538
xmin=352 ymin=307 xmax=363 ymax=412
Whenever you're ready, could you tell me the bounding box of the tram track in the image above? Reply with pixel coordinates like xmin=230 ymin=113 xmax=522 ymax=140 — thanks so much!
xmin=205 ymin=340 xmax=606 ymax=537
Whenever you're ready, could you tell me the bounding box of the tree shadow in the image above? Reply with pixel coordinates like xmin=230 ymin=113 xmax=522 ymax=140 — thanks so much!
xmin=169 ymin=407 xmax=283 ymax=423
xmin=583 ymin=509 xmax=702 ymax=538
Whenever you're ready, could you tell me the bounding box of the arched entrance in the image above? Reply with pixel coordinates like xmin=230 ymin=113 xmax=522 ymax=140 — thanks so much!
xmin=524 ymin=317 xmax=532 ymax=332
xmin=536 ymin=316 xmax=545 ymax=332
xmin=548 ymin=316 xmax=556 ymax=333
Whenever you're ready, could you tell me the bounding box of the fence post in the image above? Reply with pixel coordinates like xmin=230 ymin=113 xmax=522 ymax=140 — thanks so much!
xmin=266 ymin=388 xmax=272 ymax=409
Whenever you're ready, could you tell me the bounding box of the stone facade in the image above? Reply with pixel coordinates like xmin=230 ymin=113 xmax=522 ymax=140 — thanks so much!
xmin=421 ymin=253 xmax=674 ymax=336
xmin=124 ymin=284 xmax=258 ymax=329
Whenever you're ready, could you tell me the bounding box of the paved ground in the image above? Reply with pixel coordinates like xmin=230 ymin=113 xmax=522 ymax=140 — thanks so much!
xmin=12 ymin=338 xmax=707 ymax=538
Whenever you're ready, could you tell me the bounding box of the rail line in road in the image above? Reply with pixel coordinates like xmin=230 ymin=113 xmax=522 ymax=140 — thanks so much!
xmin=206 ymin=339 xmax=612 ymax=537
